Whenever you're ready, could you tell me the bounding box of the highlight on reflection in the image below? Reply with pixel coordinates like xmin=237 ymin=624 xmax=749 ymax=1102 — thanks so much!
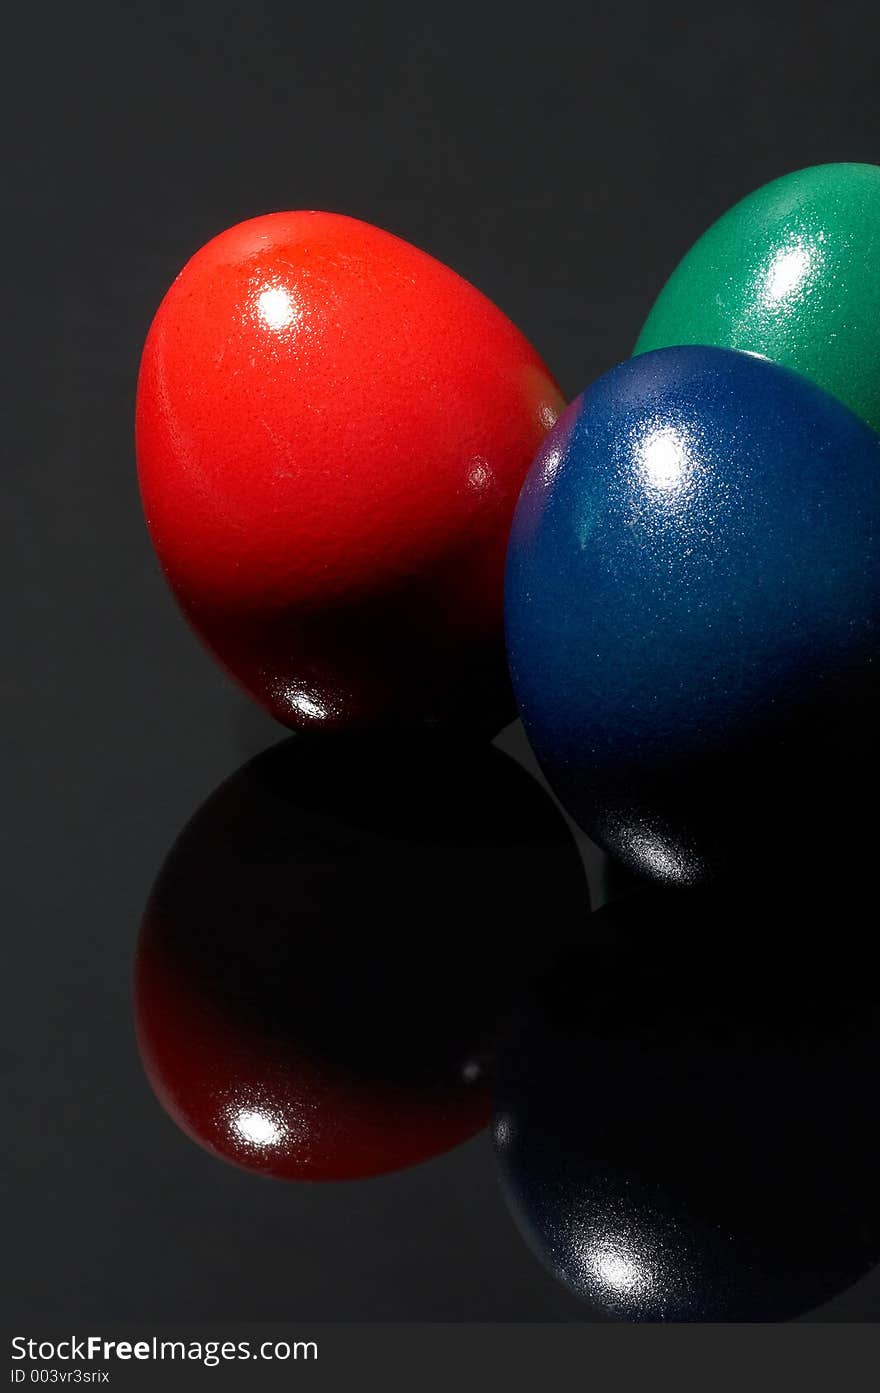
xmin=282 ymin=683 xmax=330 ymax=723
xmin=266 ymin=673 xmax=349 ymax=728
xmin=615 ymin=821 xmax=702 ymax=886
xmin=584 ymin=1235 xmax=653 ymax=1297
xmin=134 ymin=736 xmax=589 ymax=1181
xmin=493 ymin=1114 xmax=513 ymax=1150
xmin=229 ymin=1106 xmax=286 ymax=1151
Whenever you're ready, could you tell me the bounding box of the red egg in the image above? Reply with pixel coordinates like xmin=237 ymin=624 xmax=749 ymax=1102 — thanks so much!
xmin=136 ymin=212 xmax=563 ymax=730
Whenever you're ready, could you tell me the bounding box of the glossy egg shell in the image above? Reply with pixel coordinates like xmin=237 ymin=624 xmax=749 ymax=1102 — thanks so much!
xmin=134 ymin=737 xmax=589 ymax=1181
xmin=136 ymin=212 xmax=563 ymax=732
xmin=494 ymin=886 xmax=880 ymax=1322
xmin=635 ymin=162 xmax=880 ymax=433
xmin=504 ymin=346 xmax=880 ymax=884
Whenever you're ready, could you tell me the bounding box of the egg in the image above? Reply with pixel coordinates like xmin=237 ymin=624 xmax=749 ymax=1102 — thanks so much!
xmin=493 ymin=885 xmax=880 ymax=1322
xmin=134 ymin=737 xmax=588 ymax=1180
xmin=136 ymin=212 xmax=562 ymax=732
xmin=636 ymin=162 xmax=880 ymax=432
xmin=504 ymin=345 xmax=879 ymax=884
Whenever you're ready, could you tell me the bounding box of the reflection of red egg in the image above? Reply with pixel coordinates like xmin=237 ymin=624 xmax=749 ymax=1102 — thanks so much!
xmin=133 ymin=738 xmax=589 ymax=1181
xmin=135 ymin=212 xmax=563 ymax=732
xmin=135 ymin=935 xmax=490 ymax=1181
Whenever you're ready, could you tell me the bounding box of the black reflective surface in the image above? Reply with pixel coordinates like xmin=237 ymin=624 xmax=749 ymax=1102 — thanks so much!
xmin=6 ymin=0 xmax=880 ymax=1324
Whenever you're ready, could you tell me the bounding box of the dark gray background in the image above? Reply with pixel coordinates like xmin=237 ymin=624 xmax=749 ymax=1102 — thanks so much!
xmin=4 ymin=0 xmax=879 ymax=1324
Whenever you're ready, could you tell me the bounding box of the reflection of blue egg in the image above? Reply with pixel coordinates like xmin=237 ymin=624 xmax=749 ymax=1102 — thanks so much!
xmin=493 ymin=889 xmax=880 ymax=1321
xmin=505 ymin=346 xmax=880 ymax=883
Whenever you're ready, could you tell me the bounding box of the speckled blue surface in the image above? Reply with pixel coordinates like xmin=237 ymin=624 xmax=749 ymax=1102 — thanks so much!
xmin=504 ymin=346 xmax=880 ymax=883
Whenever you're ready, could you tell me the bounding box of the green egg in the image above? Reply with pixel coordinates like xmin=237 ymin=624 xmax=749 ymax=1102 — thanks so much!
xmin=635 ymin=163 xmax=880 ymax=433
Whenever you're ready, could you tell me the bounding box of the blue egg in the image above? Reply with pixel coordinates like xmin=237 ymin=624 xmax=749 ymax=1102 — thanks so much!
xmin=505 ymin=346 xmax=880 ymax=883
